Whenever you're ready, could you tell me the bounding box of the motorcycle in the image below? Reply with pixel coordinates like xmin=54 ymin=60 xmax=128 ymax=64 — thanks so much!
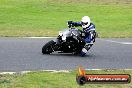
xmin=42 ymin=28 xmax=96 ymax=55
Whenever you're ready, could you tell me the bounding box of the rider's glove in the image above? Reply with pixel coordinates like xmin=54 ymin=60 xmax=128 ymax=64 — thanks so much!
xmin=67 ymin=21 xmax=73 ymax=28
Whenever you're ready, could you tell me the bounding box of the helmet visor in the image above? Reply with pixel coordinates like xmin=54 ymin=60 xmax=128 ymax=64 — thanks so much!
xmin=81 ymin=22 xmax=88 ymax=26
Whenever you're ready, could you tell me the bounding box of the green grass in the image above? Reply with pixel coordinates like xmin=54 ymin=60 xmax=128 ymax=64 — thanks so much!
xmin=0 ymin=0 xmax=132 ymax=37
xmin=0 ymin=70 xmax=132 ymax=88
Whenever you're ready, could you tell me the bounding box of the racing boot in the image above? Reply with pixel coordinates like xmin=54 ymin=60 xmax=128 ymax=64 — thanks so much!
xmin=80 ymin=44 xmax=93 ymax=57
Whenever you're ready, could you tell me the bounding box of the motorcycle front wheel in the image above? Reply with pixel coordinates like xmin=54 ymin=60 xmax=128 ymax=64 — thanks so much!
xmin=42 ymin=40 xmax=55 ymax=54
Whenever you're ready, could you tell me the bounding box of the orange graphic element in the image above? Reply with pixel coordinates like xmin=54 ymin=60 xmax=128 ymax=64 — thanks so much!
xmin=86 ymin=75 xmax=130 ymax=79
xmin=76 ymin=67 xmax=131 ymax=85
xmin=78 ymin=67 xmax=86 ymax=76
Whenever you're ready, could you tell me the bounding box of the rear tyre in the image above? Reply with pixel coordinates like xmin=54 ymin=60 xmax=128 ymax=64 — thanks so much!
xmin=42 ymin=40 xmax=55 ymax=54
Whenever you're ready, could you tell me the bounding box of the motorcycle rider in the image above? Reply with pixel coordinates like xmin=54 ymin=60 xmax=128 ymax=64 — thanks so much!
xmin=67 ymin=16 xmax=96 ymax=56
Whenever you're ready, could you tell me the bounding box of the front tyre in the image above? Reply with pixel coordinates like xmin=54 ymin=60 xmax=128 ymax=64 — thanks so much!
xmin=42 ymin=40 xmax=55 ymax=54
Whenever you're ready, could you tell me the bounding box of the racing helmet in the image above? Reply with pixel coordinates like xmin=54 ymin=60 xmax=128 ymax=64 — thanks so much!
xmin=81 ymin=16 xmax=90 ymax=28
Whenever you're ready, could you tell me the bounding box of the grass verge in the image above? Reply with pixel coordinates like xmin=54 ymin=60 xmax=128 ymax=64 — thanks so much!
xmin=0 ymin=0 xmax=132 ymax=37
xmin=0 ymin=70 xmax=132 ymax=88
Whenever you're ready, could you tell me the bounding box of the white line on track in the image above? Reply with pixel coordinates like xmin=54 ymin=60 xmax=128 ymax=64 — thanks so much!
xmin=0 ymin=69 xmax=132 ymax=75
xmin=0 ymin=70 xmax=70 ymax=75
xmin=100 ymin=39 xmax=132 ymax=45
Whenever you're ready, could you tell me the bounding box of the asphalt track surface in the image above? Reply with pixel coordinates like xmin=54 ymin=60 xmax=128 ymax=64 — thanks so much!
xmin=0 ymin=38 xmax=132 ymax=72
